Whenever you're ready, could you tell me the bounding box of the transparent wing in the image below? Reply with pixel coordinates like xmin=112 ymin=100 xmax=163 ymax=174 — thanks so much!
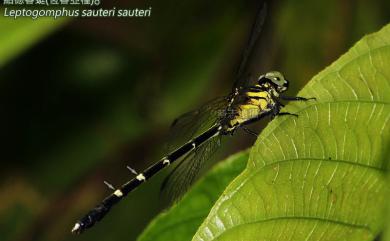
xmin=161 ymin=135 xmax=222 ymax=203
xmin=161 ymin=96 xmax=227 ymax=203
xmin=232 ymin=1 xmax=267 ymax=91
xmin=160 ymin=2 xmax=267 ymax=203
xmin=165 ymin=96 xmax=228 ymax=152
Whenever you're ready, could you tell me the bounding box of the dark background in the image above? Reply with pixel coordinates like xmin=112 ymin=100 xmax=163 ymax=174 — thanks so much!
xmin=1 ymin=0 xmax=389 ymax=240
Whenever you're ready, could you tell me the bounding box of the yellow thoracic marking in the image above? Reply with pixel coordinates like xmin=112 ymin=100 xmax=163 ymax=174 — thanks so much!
xmin=246 ymin=91 xmax=268 ymax=98
xmin=228 ymin=90 xmax=273 ymax=128
xmin=238 ymin=105 xmax=261 ymax=122
xmin=248 ymin=98 xmax=268 ymax=110
xmin=246 ymin=91 xmax=272 ymax=110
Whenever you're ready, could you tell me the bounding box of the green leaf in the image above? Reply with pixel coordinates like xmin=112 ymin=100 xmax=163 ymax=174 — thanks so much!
xmin=137 ymin=151 xmax=249 ymax=241
xmin=193 ymin=24 xmax=390 ymax=240
xmin=0 ymin=16 xmax=66 ymax=67
xmin=382 ymin=143 xmax=390 ymax=241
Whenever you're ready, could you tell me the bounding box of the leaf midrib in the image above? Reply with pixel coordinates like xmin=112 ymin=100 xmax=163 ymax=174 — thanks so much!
xmin=211 ymin=216 xmax=372 ymax=240
xmin=264 ymin=99 xmax=390 ymax=144
xmin=254 ymin=157 xmax=384 ymax=172
xmin=218 ymin=156 xmax=384 ymax=218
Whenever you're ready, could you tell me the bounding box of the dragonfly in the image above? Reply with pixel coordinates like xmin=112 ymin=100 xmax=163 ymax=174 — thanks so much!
xmin=71 ymin=2 xmax=314 ymax=234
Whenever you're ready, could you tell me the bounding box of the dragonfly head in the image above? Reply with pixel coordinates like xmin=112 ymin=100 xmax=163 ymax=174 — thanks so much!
xmin=258 ymin=71 xmax=289 ymax=93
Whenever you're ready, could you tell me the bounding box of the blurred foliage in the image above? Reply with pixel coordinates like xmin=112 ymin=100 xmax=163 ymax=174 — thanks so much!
xmin=0 ymin=16 xmax=66 ymax=67
xmin=0 ymin=0 xmax=389 ymax=241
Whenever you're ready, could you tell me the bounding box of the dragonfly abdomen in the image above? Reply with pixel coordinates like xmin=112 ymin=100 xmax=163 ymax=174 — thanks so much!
xmin=71 ymin=124 xmax=222 ymax=234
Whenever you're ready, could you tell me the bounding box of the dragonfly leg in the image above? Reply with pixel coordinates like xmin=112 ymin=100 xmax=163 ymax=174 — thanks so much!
xmin=277 ymin=112 xmax=298 ymax=118
xmin=241 ymin=126 xmax=258 ymax=137
xmin=280 ymin=96 xmax=316 ymax=101
xmin=271 ymin=103 xmax=298 ymax=119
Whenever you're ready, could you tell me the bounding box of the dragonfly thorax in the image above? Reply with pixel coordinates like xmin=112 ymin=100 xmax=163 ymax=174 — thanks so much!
xmin=222 ymin=87 xmax=276 ymax=134
xmin=221 ymin=71 xmax=289 ymax=134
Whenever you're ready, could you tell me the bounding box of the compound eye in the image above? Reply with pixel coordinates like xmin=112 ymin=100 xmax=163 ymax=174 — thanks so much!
xmin=272 ymin=76 xmax=284 ymax=86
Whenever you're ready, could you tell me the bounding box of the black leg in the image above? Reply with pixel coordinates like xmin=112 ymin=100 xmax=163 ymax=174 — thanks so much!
xmin=280 ymin=96 xmax=316 ymax=101
xmin=278 ymin=112 xmax=298 ymax=117
xmin=241 ymin=126 xmax=258 ymax=137
xmin=271 ymin=103 xmax=298 ymax=119
xmin=243 ymin=111 xmax=272 ymax=126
